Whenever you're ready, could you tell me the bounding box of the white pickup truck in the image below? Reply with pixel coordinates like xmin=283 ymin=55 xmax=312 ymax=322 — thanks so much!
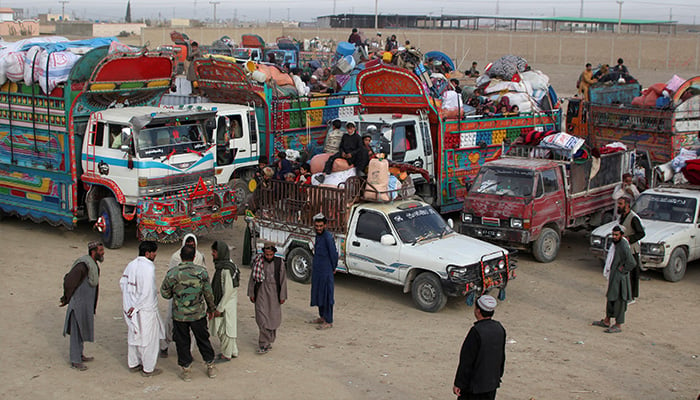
xmin=249 ymin=177 xmax=516 ymax=312
xmin=590 ymin=185 xmax=700 ymax=281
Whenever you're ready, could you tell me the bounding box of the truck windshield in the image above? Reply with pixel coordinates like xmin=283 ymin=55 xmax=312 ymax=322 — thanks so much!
xmin=633 ymin=193 xmax=697 ymax=223
xmin=136 ymin=122 xmax=208 ymax=158
xmin=389 ymin=206 xmax=453 ymax=244
xmin=470 ymin=167 xmax=535 ymax=198
xmin=233 ymin=49 xmax=250 ymax=58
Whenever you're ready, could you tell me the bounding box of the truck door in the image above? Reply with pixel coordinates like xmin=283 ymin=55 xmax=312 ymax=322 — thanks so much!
xmin=419 ymin=120 xmax=433 ymax=174
xmin=347 ymin=209 xmax=400 ymax=282
xmin=532 ymin=167 xmax=566 ymax=233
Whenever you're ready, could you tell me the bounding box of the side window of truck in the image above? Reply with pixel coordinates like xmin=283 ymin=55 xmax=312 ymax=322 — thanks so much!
xmin=541 ymin=169 xmax=559 ymax=194
xmin=420 ymin=122 xmax=432 ymax=156
xmin=356 ymin=210 xmax=391 ymax=242
xmin=93 ymin=122 xmax=105 ymax=147
xmin=108 ymin=124 xmax=124 ymax=149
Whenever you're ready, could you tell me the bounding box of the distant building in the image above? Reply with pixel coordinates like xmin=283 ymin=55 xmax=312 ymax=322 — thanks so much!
xmin=170 ymin=18 xmax=191 ymax=28
xmin=39 ymin=13 xmax=71 ymax=23
xmin=0 ymin=7 xmax=14 ymax=22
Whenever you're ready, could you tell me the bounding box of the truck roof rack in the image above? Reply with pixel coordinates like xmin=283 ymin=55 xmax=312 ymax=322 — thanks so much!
xmin=506 ymin=144 xmax=578 ymax=162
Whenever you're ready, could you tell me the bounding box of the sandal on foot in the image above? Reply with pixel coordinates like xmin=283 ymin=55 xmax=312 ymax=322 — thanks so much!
xmin=256 ymin=346 xmax=269 ymax=355
xmin=214 ymin=353 xmax=232 ymax=363
xmin=129 ymin=364 xmax=143 ymax=373
xmin=316 ymin=323 xmax=333 ymax=330
xmin=592 ymin=320 xmax=609 ymax=328
xmin=604 ymin=325 xmax=622 ymax=333
xmin=306 ymin=317 xmax=324 ymax=324
xmin=81 ymin=355 xmax=94 ymax=362
xmin=71 ymin=362 xmax=88 ymax=371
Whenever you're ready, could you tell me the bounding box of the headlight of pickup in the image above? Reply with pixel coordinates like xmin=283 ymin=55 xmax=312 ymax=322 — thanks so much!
xmin=447 ymin=264 xmax=470 ymax=282
xmin=642 ymin=243 xmax=665 ymax=256
xmin=510 ymin=218 xmax=523 ymax=229
xmin=590 ymin=235 xmax=603 ymax=248
xmin=461 ymin=213 xmax=472 ymax=223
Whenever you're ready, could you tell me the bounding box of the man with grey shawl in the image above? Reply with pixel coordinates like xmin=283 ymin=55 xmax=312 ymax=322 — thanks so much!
xmin=592 ymin=225 xmax=636 ymax=334
xmin=60 ymin=241 xmax=104 ymax=371
xmin=210 ymin=240 xmax=240 ymax=362
xmin=247 ymin=243 xmax=287 ymax=354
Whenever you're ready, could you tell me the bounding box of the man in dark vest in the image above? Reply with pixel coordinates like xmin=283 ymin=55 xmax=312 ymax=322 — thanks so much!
xmin=617 ymin=196 xmax=645 ymax=303
xmin=453 ymin=295 xmax=506 ymax=400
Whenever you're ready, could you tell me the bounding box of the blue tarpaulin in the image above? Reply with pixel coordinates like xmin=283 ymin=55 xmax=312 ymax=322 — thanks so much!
xmin=20 ymin=37 xmax=117 ymax=53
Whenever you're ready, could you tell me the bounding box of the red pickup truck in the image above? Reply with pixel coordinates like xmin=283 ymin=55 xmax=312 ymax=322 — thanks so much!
xmin=460 ymin=145 xmax=634 ymax=262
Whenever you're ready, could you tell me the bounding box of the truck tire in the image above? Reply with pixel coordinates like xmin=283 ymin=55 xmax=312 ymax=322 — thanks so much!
xmin=98 ymin=197 xmax=124 ymax=249
xmin=229 ymin=178 xmax=252 ymax=215
xmin=286 ymin=247 xmax=313 ymax=284
xmin=663 ymin=247 xmax=687 ymax=282
xmin=532 ymin=227 xmax=560 ymax=263
xmin=411 ymin=272 xmax=447 ymax=313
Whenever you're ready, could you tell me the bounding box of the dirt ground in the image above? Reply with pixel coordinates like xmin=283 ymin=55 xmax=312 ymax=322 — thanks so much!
xmin=1 ymin=214 xmax=698 ymax=400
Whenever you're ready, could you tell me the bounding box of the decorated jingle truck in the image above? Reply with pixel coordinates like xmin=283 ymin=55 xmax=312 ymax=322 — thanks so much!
xmin=249 ymin=177 xmax=516 ymax=312
xmin=0 ymin=45 xmax=237 ymax=248
xmin=333 ymin=64 xmax=562 ymax=213
xmin=461 ymin=144 xmax=634 ymax=262
xmin=567 ymin=77 xmax=700 ymax=165
xmin=171 ymin=56 xmax=360 ymax=207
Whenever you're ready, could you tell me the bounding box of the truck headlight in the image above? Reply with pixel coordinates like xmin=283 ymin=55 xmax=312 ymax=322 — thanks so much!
xmin=643 ymin=243 xmax=665 ymax=256
xmin=203 ymin=177 xmax=216 ymax=188
xmin=590 ymin=236 xmax=603 ymax=247
xmin=462 ymin=213 xmax=472 ymax=223
xmin=510 ymin=218 xmax=523 ymax=228
xmin=497 ymin=259 xmax=506 ymax=269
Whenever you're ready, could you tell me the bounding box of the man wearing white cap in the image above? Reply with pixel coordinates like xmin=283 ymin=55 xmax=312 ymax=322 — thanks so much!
xmin=453 ymin=295 xmax=506 ymax=400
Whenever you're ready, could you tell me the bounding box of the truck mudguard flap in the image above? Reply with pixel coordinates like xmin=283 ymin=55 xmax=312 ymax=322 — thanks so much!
xmin=136 ymin=179 xmax=237 ymax=243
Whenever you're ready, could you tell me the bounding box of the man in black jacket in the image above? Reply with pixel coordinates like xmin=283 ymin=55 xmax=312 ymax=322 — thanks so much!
xmin=453 ymin=295 xmax=506 ymax=400
xmin=321 ymin=121 xmax=364 ymax=176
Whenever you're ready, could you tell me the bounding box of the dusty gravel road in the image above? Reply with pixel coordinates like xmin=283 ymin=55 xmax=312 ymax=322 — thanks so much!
xmin=0 ymin=217 xmax=697 ymax=400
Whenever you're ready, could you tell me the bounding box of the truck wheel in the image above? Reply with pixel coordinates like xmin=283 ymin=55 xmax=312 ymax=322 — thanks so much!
xmin=229 ymin=178 xmax=252 ymax=215
xmin=98 ymin=197 xmax=124 ymax=249
xmin=411 ymin=272 xmax=447 ymax=313
xmin=286 ymin=247 xmax=313 ymax=284
xmin=663 ymin=247 xmax=687 ymax=282
xmin=532 ymin=227 xmax=560 ymax=263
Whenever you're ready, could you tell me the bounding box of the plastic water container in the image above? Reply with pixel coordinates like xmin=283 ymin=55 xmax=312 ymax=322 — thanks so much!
xmin=336 ymin=41 xmax=355 ymax=56
xmin=251 ymin=70 xmax=267 ymax=83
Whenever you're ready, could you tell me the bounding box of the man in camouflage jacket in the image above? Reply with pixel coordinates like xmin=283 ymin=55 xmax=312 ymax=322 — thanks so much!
xmin=160 ymin=245 xmax=219 ymax=381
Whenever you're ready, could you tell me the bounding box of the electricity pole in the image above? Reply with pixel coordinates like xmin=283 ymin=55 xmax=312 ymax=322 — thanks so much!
xmin=616 ymin=0 xmax=623 ymax=34
xmin=579 ymin=0 xmax=583 ymax=18
xmin=209 ymin=1 xmax=220 ymax=24
xmin=374 ymin=0 xmax=378 ymax=30
xmin=59 ymin=0 xmax=69 ymax=21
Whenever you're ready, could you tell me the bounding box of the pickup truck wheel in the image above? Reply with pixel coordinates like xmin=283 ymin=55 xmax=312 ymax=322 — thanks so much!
xmin=98 ymin=197 xmax=124 ymax=249
xmin=411 ymin=272 xmax=447 ymax=313
xmin=286 ymin=247 xmax=313 ymax=284
xmin=229 ymin=178 xmax=252 ymax=215
xmin=663 ymin=247 xmax=687 ymax=282
xmin=532 ymin=227 xmax=559 ymax=263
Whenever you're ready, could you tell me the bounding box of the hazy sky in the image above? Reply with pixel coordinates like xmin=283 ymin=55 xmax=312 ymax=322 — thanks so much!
xmin=12 ymin=0 xmax=700 ymax=24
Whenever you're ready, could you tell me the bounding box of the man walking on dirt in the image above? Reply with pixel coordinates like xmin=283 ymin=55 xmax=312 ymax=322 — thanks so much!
xmin=60 ymin=241 xmax=104 ymax=371
xmin=592 ymin=225 xmax=637 ymax=333
xmin=160 ymin=245 xmax=219 ymax=381
xmin=453 ymin=295 xmax=506 ymax=400
xmin=309 ymin=214 xmax=338 ymax=330
xmin=617 ymin=196 xmax=645 ymax=303
xmin=247 ymin=243 xmax=287 ymax=354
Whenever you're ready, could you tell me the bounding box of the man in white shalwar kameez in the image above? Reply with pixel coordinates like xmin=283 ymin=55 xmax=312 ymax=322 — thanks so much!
xmin=120 ymin=241 xmax=165 ymax=377
xmin=161 ymin=233 xmax=205 ymax=356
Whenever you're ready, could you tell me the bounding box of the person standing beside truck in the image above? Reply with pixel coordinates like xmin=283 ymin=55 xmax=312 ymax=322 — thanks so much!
xmin=210 ymin=240 xmax=240 ymax=362
xmin=453 ymin=295 xmax=506 ymax=400
xmin=60 ymin=241 xmax=104 ymax=371
xmin=617 ymin=197 xmax=645 ymax=304
xmin=592 ymin=225 xmax=636 ymax=333
xmin=309 ymin=214 xmax=338 ymax=330
xmin=186 ymin=42 xmax=202 ymax=95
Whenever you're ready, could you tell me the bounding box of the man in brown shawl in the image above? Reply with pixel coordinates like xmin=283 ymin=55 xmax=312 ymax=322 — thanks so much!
xmin=60 ymin=241 xmax=104 ymax=371
xmin=247 ymin=243 xmax=287 ymax=354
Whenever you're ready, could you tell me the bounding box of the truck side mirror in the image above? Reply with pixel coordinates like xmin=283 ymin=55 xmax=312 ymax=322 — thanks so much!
xmin=447 ymin=218 xmax=454 ymax=229
xmin=119 ymin=128 xmax=132 ymax=153
xmin=380 ymin=234 xmax=397 ymax=246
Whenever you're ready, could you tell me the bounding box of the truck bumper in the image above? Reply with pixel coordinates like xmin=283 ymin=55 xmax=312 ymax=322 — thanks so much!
xmin=640 ymin=254 xmax=666 ymax=270
xmin=590 ymin=247 xmax=606 ymax=260
xmin=136 ymin=184 xmax=237 ymax=243
xmin=461 ymin=224 xmax=531 ymax=250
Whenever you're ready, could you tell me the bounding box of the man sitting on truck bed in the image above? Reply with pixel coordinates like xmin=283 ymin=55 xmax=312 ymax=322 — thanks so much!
xmin=320 ymin=122 xmax=366 ymax=179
